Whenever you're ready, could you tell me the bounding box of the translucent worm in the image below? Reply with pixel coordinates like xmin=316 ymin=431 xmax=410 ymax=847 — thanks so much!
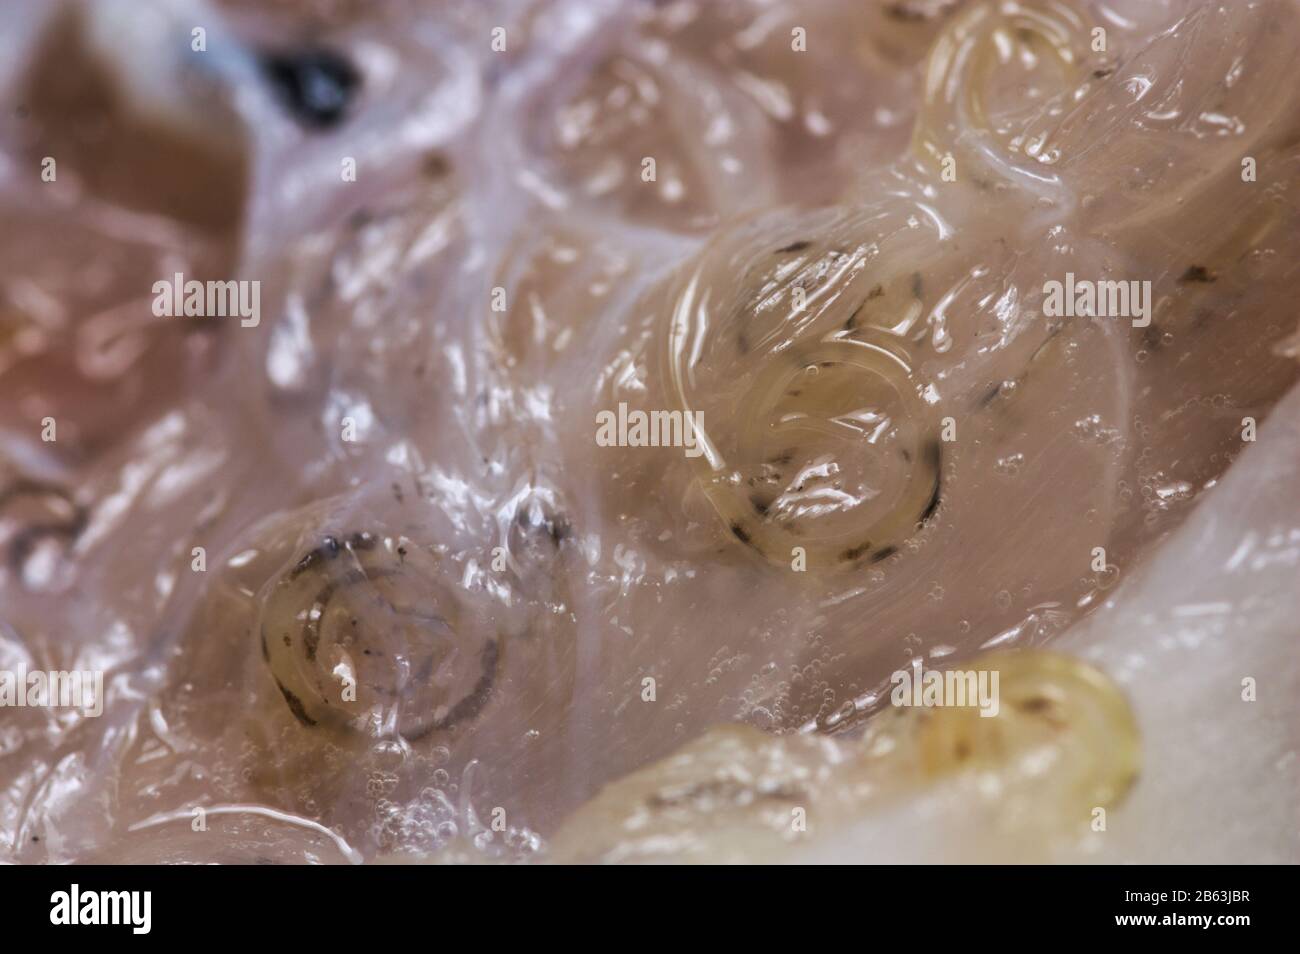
xmin=259 ymin=531 xmax=499 ymax=740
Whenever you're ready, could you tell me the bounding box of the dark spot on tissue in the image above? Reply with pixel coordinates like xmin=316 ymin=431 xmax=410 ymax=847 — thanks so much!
xmin=1179 ymin=265 xmax=1217 ymax=284
xmin=261 ymin=48 xmax=360 ymax=129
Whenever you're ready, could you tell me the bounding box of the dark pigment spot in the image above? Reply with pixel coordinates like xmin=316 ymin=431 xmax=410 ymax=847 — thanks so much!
xmin=261 ymin=48 xmax=360 ymax=129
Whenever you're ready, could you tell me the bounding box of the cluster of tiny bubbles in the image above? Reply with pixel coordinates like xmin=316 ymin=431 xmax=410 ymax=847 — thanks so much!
xmin=994 ymin=589 xmax=1013 ymax=610
xmin=765 ymin=681 xmax=790 ymax=728
xmin=471 ymin=825 xmax=543 ymax=857
xmin=372 ymin=786 xmax=456 ymax=854
xmin=365 ymin=771 xmax=400 ymax=799
xmin=994 ymin=452 xmax=1024 ymax=477
xmin=1073 ymin=413 xmax=1123 ymax=445
xmin=704 ymin=645 xmax=744 ymax=688
xmin=369 ymin=763 xmax=545 ymax=860
xmin=742 ymin=705 xmax=777 ymax=732
xmin=738 ymin=696 xmax=774 ymax=733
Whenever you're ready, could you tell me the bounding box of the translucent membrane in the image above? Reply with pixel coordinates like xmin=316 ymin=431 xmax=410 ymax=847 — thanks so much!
xmin=1 ymin=0 xmax=1297 ymax=863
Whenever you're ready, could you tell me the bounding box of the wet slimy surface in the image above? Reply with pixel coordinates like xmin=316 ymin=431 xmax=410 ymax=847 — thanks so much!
xmin=0 ymin=0 xmax=1297 ymax=863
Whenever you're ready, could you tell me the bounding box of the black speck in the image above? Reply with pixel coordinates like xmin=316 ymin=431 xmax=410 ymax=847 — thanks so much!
xmin=261 ymin=48 xmax=360 ymax=130
xmin=841 ymin=541 xmax=873 ymax=562
xmin=547 ymin=517 xmax=571 ymax=546
xmin=1179 ymin=265 xmax=1216 ymax=284
xmin=776 ymin=240 xmax=812 ymax=254
xmin=730 ymin=523 xmax=752 ymax=545
xmin=1141 ymin=322 xmax=1163 ymax=351
xmin=290 ymin=536 xmax=340 ymax=577
xmin=870 ymin=544 xmax=898 ymax=564
xmin=517 ymin=505 xmax=571 ymax=548
xmin=423 ymin=151 xmax=450 ymax=179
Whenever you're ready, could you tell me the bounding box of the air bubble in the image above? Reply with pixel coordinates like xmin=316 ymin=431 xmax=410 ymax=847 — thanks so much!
xmin=994 ymin=452 xmax=1024 ymax=477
